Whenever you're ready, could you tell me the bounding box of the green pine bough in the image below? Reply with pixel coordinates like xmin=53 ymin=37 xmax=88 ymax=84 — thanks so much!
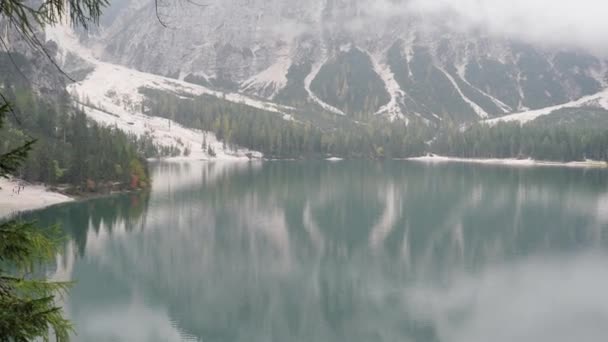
xmin=0 ymin=105 xmax=72 ymax=341
xmin=1 ymin=0 xmax=107 ymax=338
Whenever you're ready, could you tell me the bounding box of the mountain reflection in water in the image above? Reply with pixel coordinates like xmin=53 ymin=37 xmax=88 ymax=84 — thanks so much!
xmin=24 ymin=160 xmax=608 ymax=342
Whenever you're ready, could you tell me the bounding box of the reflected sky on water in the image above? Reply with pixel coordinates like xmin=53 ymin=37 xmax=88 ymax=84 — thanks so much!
xmin=26 ymin=160 xmax=608 ymax=341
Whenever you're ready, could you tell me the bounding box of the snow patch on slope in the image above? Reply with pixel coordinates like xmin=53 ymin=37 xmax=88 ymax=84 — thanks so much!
xmin=45 ymin=25 xmax=307 ymax=159
xmin=304 ymin=55 xmax=346 ymax=116
xmin=178 ymin=71 xmax=211 ymax=83
xmin=369 ymin=51 xmax=405 ymax=121
xmin=515 ymin=71 xmax=529 ymax=111
xmin=440 ymin=68 xmax=489 ymax=119
xmin=240 ymin=48 xmax=291 ymax=99
xmin=486 ymin=88 xmax=608 ymax=125
xmin=81 ymin=103 xmax=260 ymax=161
xmin=471 ymin=82 xmax=513 ymax=113
xmin=455 ymin=63 xmax=512 ymax=113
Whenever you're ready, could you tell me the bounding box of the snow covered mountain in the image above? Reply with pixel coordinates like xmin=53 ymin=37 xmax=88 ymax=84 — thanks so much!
xmin=25 ymin=0 xmax=607 ymax=141
xmin=45 ymin=24 xmax=281 ymax=160
xmin=58 ymin=0 xmax=608 ymax=124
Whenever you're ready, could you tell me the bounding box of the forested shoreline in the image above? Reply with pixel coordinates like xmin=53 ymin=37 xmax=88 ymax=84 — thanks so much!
xmin=0 ymin=87 xmax=154 ymax=193
xmin=141 ymin=88 xmax=608 ymax=163
xmin=432 ymin=119 xmax=608 ymax=162
xmin=141 ymin=88 xmax=432 ymax=159
xmin=3 ymin=81 xmax=606 ymax=196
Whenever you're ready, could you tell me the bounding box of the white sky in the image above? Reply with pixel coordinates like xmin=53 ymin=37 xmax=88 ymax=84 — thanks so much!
xmin=401 ymin=0 xmax=608 ymax=54
xmin=134 ymin=0 xmax=608 ymax=55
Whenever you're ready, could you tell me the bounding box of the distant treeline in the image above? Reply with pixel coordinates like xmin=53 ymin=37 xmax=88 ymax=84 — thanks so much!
xmin=432 ymin=120 xmax=608 ymax=162
xmin=141 ymin=88 xmax=608 ymax=162
xmin=141 ymin=88 xmax=432 ymax=159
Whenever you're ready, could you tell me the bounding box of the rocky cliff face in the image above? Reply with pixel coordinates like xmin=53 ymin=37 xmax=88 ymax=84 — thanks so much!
xmin=76 ymin=0 xmax=608 ymax=122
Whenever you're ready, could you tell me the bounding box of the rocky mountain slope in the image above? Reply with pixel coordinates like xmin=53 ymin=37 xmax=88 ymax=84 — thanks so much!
xmin=66 ymin=0 xmax=608 ymax=124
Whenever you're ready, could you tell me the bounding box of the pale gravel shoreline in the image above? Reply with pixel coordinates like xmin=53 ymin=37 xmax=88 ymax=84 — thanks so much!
xmin=406 ymin=155 xmax=608 ymax=168
xmin=0 ymin=178 xmax=73 ymax=219
xmin=0 ymin=158 xmax=260 ymax=218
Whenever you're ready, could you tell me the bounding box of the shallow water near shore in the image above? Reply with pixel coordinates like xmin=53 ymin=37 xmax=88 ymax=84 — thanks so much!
xmin=25 ymin=160 xmax=608 ymax=342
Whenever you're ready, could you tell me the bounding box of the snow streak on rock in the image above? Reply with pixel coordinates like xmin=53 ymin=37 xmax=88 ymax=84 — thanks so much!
xmin=241 ymin=47 xmax=291 ymax=100
xmin=440 ymin=68 xmax=490 ymax=119
xmin=304 ymin=56 xmax=347 ymax=116
xmin=485 ymin=88 xmax=608 ymax=124
xmin=369 ymin=51 xmax=405 ymax=121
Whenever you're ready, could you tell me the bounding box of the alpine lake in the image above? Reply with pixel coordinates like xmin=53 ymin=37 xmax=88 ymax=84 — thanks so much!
xmin=22 ymin=160 xmax=608 ymax=342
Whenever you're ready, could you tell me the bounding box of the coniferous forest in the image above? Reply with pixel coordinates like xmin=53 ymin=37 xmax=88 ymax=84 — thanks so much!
xmin=3 ymin=66 xmax=607 ymax=194
xmin=0 ymin=87 xmax=153 ymax=191
xmin=141 ymin=88 xmax=432 ymax=159
xmin=432 ymin=112 xmax=608 ymax=162
xmin=141 ymin=88 xmax=608 ymax=162
xmin=4 ymin=82 xmax=606 ymax=193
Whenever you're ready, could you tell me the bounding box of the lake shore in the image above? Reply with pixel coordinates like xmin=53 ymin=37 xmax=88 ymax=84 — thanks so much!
xmin=0 ymin=177 xmax=74 ymax=219
xmin=3 ymin=155 xmax=605 ymax=218
xmin=1 ymin=158 xmax=257 ymax=218
xmin=0 ymin=177 xmax=150 ymax=219
xmin=406 ymin=154 xmax=608 ymax=168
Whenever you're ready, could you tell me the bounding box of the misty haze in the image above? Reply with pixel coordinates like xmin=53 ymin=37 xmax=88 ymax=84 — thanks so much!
xmin=1 ymin=0 xmax=608 ymax=341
